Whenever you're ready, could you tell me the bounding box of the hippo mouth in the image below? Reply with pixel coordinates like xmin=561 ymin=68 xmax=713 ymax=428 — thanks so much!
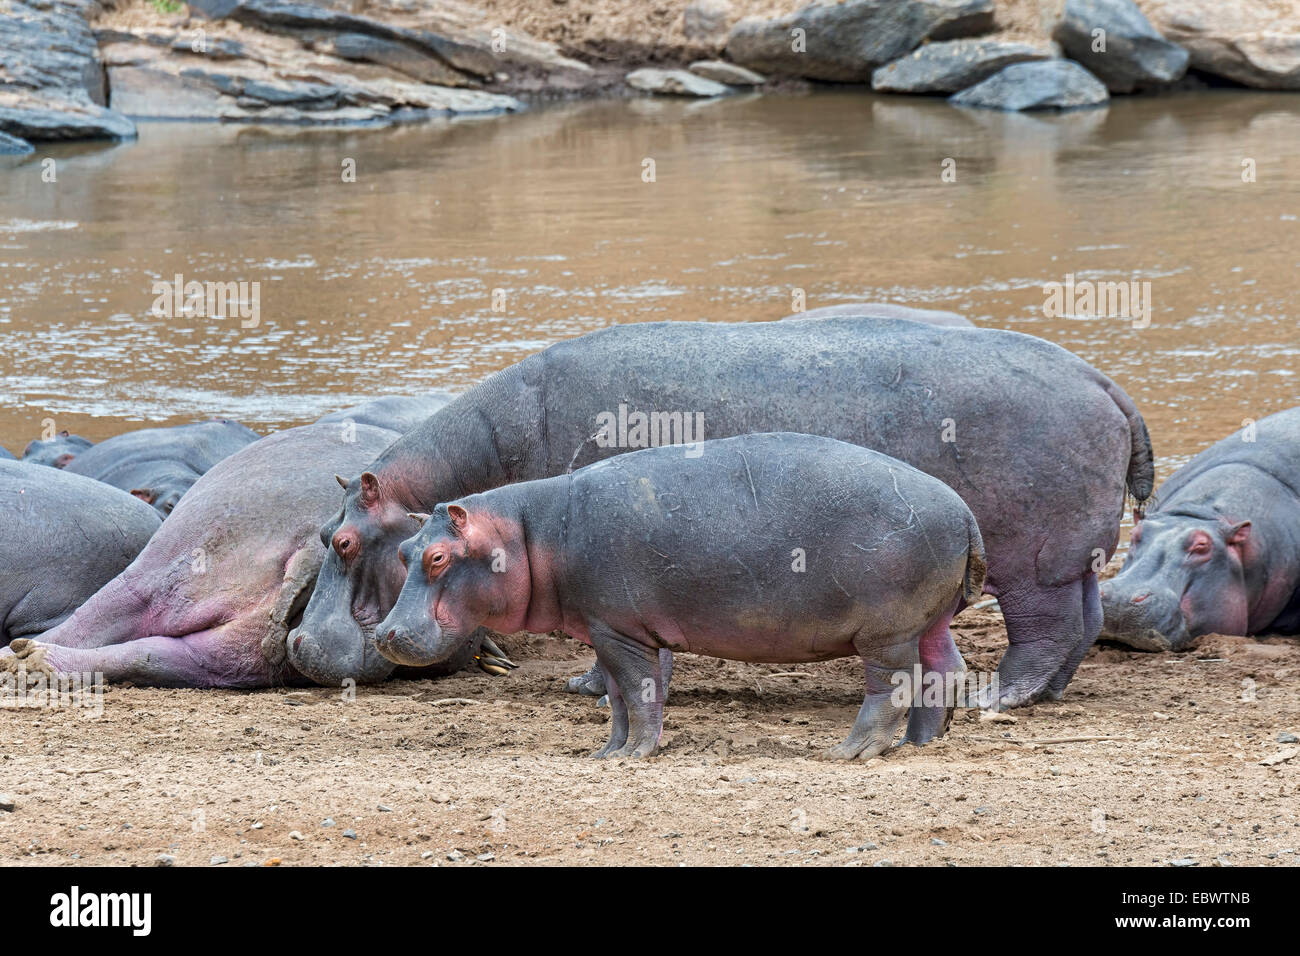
xmin=287 ymin=616 xmax=398 ymax=686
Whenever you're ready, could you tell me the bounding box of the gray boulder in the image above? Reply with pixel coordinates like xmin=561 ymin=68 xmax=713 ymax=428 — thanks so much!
xmin=726 ymin=0 xmax=995 ymax=82
xmin=625 ymin=68 xmax=731 ymax=97
xmin=689 ymin=60 xmax=766 ymax=86
xmin=1144 ymin=0 xmax=1300 ymax=91
xmin=950 ymin=59 xmax=1109 ymax=111
xmin=1052 ymin=0 xmax=1188 ymax=93
xmin=873 ymin=38 xmax=1059 ymax=93
xmin=0 ymin=131 xmax=34 ymax=154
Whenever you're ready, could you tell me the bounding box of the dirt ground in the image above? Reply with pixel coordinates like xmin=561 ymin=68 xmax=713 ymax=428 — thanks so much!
xmin=2 ymin=606 xmax=1298 ymax=867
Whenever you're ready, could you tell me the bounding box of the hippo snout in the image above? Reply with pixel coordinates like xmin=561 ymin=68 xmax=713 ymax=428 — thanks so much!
xmin=1099 ymin=582 xmax=1191 ymax=652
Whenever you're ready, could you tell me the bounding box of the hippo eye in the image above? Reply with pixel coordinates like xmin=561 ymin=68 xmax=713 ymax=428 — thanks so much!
xmin=332 ymin=532 xmax=358 ymax=560
xmin=423 ymin=548 xmax=449 ymax=577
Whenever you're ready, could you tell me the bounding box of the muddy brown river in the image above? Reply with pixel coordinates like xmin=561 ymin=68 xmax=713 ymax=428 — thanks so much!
xmin=2 ymin=90 xmax=1297 ymax=472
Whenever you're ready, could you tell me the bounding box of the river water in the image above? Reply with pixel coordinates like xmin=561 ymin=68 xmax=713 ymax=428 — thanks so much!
xmin=1 ymin=89 xmax=1297 ymax=474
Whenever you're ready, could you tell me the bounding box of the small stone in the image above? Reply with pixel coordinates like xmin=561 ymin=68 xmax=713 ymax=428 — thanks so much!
xmin=289 ymin=830 xmax=304 ymax=841
xmin=421 ymin=850 xmax=434 ymax=859
xmin=343 ymin=829 xmax=357 ymax=840
xmin=689 ymin=60 xmax=766 ymax=86
xmin=476 ymin=852 xmax=495 ymax=862
xmin=0 ymin=795 xmax=15 ymax=812
xmin=321 ymin=817 xmax=336 ymax=827
xmin=378 ymin=804 xmax=393 ymax=812
xmin=625 ymin=68 xmax=731 ymax=98
xmin=447 ymin=849 xmax=465 ymax=861
xmin=433 ymin=793 xmax=451 ymax=804
xmin=155 ymin=854 xmax=175 ymax=867
xmin=251 ymin=822 xmax=263 ymax=830
xmin=1169 ymin=857 xmax=1197 ymax=867
xmin=1278 ymin=732 xmax=1298 ymax=744
xmin=209 ymin=855 xmax=228 ymax=865
xmin=931 ymin=838 xmax=947 ymax=846
xmin=873 ymin=859 xmax=896 ymax=867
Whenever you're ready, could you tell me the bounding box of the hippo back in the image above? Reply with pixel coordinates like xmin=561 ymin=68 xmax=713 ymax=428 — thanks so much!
xmin=1154 ymin=407 xmax=1300 ymax=511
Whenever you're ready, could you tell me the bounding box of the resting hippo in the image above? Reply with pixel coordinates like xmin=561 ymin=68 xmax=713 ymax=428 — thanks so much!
xmin=294 ymin=318 xmax=1151 ymax=707
xmin=316 ymin=394 xmax=455 ymax=433
xmin=0 ymin=461 xmax=160 ymax=640
xmin=376 ymin=434 xmax=986 ymax=758
xmin=1101 ymin=408 xmax=1300 ymax=651
xmin=0 ymin=444 xmax=13 ymax=460
xmin=64 ymin=419 xmax=260 ymax=515
xmin=21 ymin=431 xmax=94 ymax=468
xmin=3 ymin=425 xmax=403 ymax=687
xmin=785 ymin=302 xmax=973 ymax=326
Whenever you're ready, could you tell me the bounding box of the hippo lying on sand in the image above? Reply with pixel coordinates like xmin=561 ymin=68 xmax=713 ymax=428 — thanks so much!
xmin=21 ymin=431 xmax=93 ymax=468
xmin=316 ymin=394 xmax=454 ymax=434
xmin=376 ymin=434 xmax=986 ymax=758
xmin=64 ymin=419 xmax=260 ymax=515
xmin=3 ymin=425 xmax=403 ymax=686
xmin=1 ymin=461 xmax=160 ymax=640
xmin=1101 ymin=407 xmax=1300 ymax=651
xmin=294 ymin=317 xmax=1151 ymax=707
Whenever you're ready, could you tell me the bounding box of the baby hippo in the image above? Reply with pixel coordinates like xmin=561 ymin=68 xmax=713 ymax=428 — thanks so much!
xmin=374 ymin=433 xmax=986 ymax=760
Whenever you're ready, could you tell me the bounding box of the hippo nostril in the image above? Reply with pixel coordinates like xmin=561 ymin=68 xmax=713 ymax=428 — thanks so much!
xmin=1131 ymin=593 xmax=1150 ymax=604
xmin=293 ymin=634 xmax=303 ymax=651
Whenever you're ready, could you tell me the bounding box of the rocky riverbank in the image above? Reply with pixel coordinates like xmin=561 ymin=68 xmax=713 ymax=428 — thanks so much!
xmin=2 ymin=0 xmax=1299 ymax=152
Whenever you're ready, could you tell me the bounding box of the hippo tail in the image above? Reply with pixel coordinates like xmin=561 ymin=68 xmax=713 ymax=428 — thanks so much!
xmin=963 ymin=511 xmax=987 ymax=603
xmin=1104 ymin=380 xmax=1155 ymax=504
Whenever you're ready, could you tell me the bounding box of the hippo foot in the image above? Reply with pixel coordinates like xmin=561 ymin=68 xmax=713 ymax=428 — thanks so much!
xmin=591 ymin=738 xmax=659 ymax=759
xmin=565 ymin=661 xmax=608 ymax=697
xmin=824 ymin=739 xmax=891 ymax=761
xmin=3 ymin=638 xmax=55 ymax=677
xmin=901 ymin=704 xmax=955 ymax=747
xmin=476 ymin=635 xmax=518 ymax=677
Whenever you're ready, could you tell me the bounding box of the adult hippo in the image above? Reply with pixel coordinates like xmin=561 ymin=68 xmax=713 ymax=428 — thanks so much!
xmin=291 ymin=318 xmax=1152 ymax=707
xmin=0 ymin=461 xmax=160 ymax=641
xmin=784 ymin=302 xmax=973 ymax=326
xmin=4 ymin=425 xmax=407 ymax=686
xmin=316 ymin=393 xmax=455 ymax=434
xmin=64 ymin=418 xmax=260 ymax=515
xmin=21 ymin=431 xmax=94 ymax=468
xmin=1101 ymin=408 xmax=1300 ymax=651
xmin=0 ymin=444 xmax=13 ymax=460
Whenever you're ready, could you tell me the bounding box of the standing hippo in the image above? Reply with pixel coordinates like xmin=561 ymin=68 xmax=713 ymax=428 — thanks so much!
xmin=64 ymin=418 xmax=260 ymax=515
xmin=316 ymin=393 xmax=455 ymax=434
xmin=1101 ymin=407 xmax=1300 ymax=651
xmin=21 ymin=431 xmax=94 ymax=468
xmin=0 ymin=461 xmax=160 ymax=640
xmin=376 ymin=434 xmax=986 ymax=758
xmin=3 ymin=425 xmax=403 ymax=687
xmin=292 ymin=318 xmax=1152 ymax=707
xmin=784 ymin=302 xmax=973 ymax=326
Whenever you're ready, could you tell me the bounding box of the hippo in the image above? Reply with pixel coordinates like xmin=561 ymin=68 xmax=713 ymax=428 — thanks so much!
xmin=21 ymin=431 xmax=94 ymax=468
xmin=376 ymin=434 xmax=986 ymax=758
xmin=316 ymin=393 xmax=455 ymax=433
xmin=0 ymin=460 xmax=160 ymax=641
xmin=784 ymin=302 xmax=973 ymax=326
xmin=0 ymin=444 xmax=13 ymax=460
xmin=292 ymin=318 xmax=1152 ymax=707
xmin=3 ymin=424 xmax=404 ymax=687
xmin=64 ymin=418 xmax=260 ymax=515
xmin=1101 ymin=407 xmax=1300 ymax=651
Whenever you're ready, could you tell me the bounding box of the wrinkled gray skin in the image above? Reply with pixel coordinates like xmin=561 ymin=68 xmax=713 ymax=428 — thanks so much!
xmin=296 ymin=318 xmax=1152 ymax=707
xmin=784 ymin=302 xmax=973 ymax=326
xmin=376 ymin=434 xmax=987 ymax=759
xmin=0 ymin=461 xmax=160 ymax=641
xmin=0 ymin=424 xmax=488 ymax=688
xmin=21 ymin=431 xmax=94 ymax=468
xmin=316 ymin=393 xmax=455 ymax=434
xmin=64 ymin=419 xmax=260 ymax=515
xmin=1101 ymin=407 xmax=1300 ymax=651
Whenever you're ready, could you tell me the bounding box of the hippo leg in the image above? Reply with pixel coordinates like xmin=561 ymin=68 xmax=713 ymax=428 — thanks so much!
xmin=591 ymin=677 xmax=630 ymax=759
xmin=1043 ymin=572 xmax=1102 ymax=701
xmin=902 ymin=611 xmax=966 ymax=746
xmin=261 ymin=547 xmax=321 ymax=670
xmin=565 ymin=660 xmax=608 ymax=697
xmin=988 ymin=579 xmax=1086 ymax=708
xmin=6 ymin=633 xmax=272 ymax=689
xmin=588 ymin=626 xmax=664 ymax=759
xmin=827 ymin=637 xmax=914 ymax=761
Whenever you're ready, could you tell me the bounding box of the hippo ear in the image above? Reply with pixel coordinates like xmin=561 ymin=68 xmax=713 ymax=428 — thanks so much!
xmin=130 ymin=488 xmax=157 ymax=505
xmin=1224 ymin=520 xmax=1252 ymax=550
xmin=359 ymin=471 xmax=380 ymax=506
xmin=447 ymin=504 xmax=469 ymax=531
xmin=58 ymin=430 xmax=70 ymax=437
xmin=408 ymin=512 xmax=430 ymax=525
xmin=53 ymin=453 xmax=75 ymax=468
xmin=335 ymin=474 xmax=349 ymax=490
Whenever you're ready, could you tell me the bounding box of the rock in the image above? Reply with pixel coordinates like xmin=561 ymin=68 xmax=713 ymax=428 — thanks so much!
xmin=0 ymin=131 xmax=33 ymax=155
xmin=684 ymin=0 xmax=734 ymax=43
xmin=1144 ymin=0 xmax=1300 ymax=90
xmin=726 ymin=0 xmax=995 ymax=81
xmin=342 ymin=829 xmax=357 ymax=839
xmin=1169 ymin=857 xmax=1198 ymax=867
xmin=950 ymin=60 xmax=1109 ymax=111
xmin=209 ymin=854 xmax=229 ymax=865
xmin=626 ymin=68 xmax=731 ymax=97
xmin=1279 ymin=732 xmax=1299 ymax=744
xmin=872 ymin=38 xmax=1059 ymax=93
xmin=0 ymin=794 xmax=14 ymax=811
xmin=1052 ymin=0 xmax=1188 ymax=93
xmin=689 ymin=60 xmax=766 ymax=86
xmin=310 ymin=33 xmax=478 ymax=87
xmin=155 ymin=853 xmax=175 ymax=866
xmin=446 ymin=849 xmax=465 ymax=861
xmin=321 ymin=817 xmax=336 ymax=827
xmin=0 ymin=0 xmax=136 ymax=142
xmin=288 ymin=830 xmax=304 ymax=841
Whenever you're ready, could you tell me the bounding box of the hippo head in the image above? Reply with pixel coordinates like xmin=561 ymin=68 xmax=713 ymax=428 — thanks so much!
xmin=288 ymin=471 xmax=416 ymax=685
xmin=374 ymin=504 xmax=498 ymax=667
xmin=21 ymin=431 xmax=93 ymax=469
xmin=1100 ymin=509 xmax=1253 ymax=651
xmin=130 ymin=471 xmax=195 ymax=516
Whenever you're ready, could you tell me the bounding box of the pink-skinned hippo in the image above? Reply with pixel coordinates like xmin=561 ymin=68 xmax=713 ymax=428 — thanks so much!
xmin=2 ymin=423 xmax=440 ymax=687
xmin=293 ymin=317 xmax=1152 ymax=708
xmin=784 ymin=302 xmax=973 ymax=326
xmin=64 ymin=419 xmax=260 ymax=516
xmin=376 ymin=434 xmax=987 ymax=759
xmin=21 ymin=430 xmax=94 ymax=468
xmin=1 ymin=460 xmax=160 ymax=641
xmin=316 ymin=393 xmax=455 ymax=433
xmin=1101 ymin=407 xmax=1300 ymax=651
